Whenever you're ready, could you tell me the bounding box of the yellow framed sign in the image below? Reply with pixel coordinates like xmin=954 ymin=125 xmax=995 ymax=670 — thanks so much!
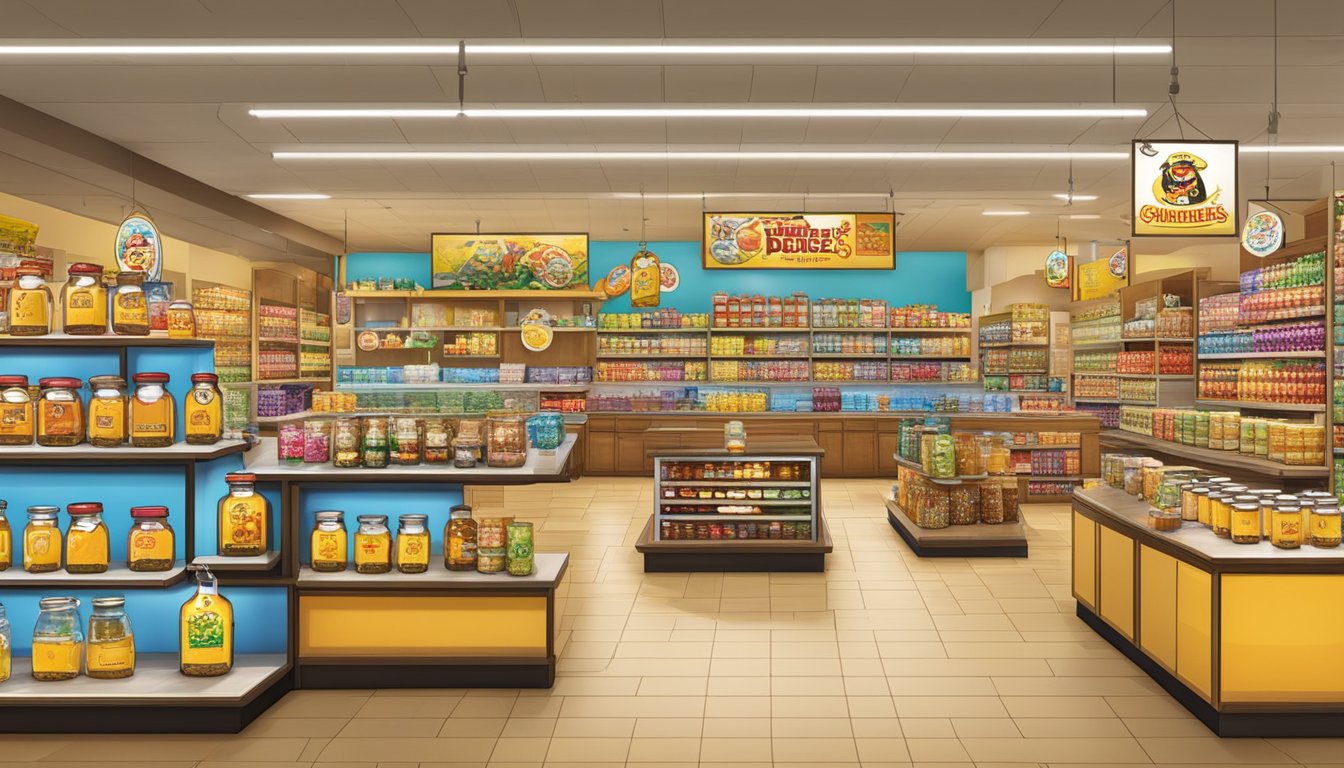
xmin=431 ymin=233 xmax=589 ymax=290
xmin=1132 ymin=139 xmax=1239 ymax=237
xmin=703 ymin=212 xmax=894 ymax=269
xmin=1074 ymin=247 xmax=1130 ymax=302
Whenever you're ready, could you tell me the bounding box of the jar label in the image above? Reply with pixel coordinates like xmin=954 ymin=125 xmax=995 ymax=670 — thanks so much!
xmin=0 ymin=529 xmax=11 ymax=563
xmin=185 ymin=609 xmax=227 ymax=652
xmin=24 ymin=528 xmax=58 ymax=566
xmin=397 ymin=533 xmax=428 ymax=565
xmin=312 ymin=531 xmax=345 ymax=563
xmin=131 ymin=530 xmax=173 ymax=563
xmin=114 ymin=291 xmax=147 ymax=323
xmin=355 ymin=533 xmax=389 ymax=565
xmin=0 ymin=402 xmax=31 ymax=437
xmin=222 ymin=501 xmax=265 ymax=550
xmin=88 ymin=637 xmax=135 ymax=671
xmin=10 ymin=290 xmax=48 ymax=327
xmin=131 ymin=393 xmax=173 ymax=438
xmin=449 ymin=538 xmax=477 ymax=561
xmin=185 ymin=397 xmax=220 ymax=439
xmin=64 ymin=288 xmax=104 ymax=327
xmin=88 ymin=399 xmax=126 ymax=441
xmin=66 ymin=528 xmax=107 ymax=566
xmin=31 ymin=641 xmax=82 ymax=674
xmin=40 ymin=401 xmax=80 ymax=436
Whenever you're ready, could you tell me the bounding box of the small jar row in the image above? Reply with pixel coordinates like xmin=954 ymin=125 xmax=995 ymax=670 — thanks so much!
xmin=0 ymin=373 xmax=222 ymax=448
xmin=0 ymin=501 xmax=174 ymax=573
xmin=7 ymin=264 xmax=195 ymax=338
xmin=310 ymin=507 xmax=534 ymax=577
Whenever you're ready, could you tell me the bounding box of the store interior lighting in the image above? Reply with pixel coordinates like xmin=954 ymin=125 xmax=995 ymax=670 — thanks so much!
xmin=249 ymin=106 xmax=1148 ymax=120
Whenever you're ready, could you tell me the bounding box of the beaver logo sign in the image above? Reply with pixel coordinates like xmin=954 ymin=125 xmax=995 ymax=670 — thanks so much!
xmin=1131 ymin=140 xmax=1238 ymax=238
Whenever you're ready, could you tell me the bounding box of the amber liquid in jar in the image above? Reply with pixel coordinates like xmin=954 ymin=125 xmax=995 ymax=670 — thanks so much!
xmin=310 ymin=511 xmax=347 ymax=572
xmin=183 ymin=374 xmax=222 ymax=445
xmin=130 ymin=372 xmax=175 ymax=447
xmin=445 ymin=507 xmax=478 ymax=571
xmin=23 ymin=507 xmax=61 ymax=573
xmin=0 ymin=504 xmax=11 ymax=572
xmin=395 ymin=515 xmax=430 ymax=574
xmin=86 ymin=376 xmax=128 ymax=448
xmin=36 ymin=378 xmax=84 ymax=447
xmin=111 ymin=271 xmax=149 ymax=336
xmin=65 ymin=503 xmax=109 ymax=574
xmin=127 ymin=506 xmax=175 ymax=572
xmin=61 ymin=263 xmax=107 ymax=335
xmin=354 ymin=515 xmax=391 ymax=574
xmin=1272 ymin=507 xmax=1303 ymax=549
xmin=217 ymin=473 xmax=269 ymax=557
xmin=7 ymin=268 xmax=51 ymax=336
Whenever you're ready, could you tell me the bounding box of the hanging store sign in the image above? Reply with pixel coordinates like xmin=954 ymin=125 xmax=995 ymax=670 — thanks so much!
xmin=702 ymin=212 xmax=895 ymax=269
xmin=1241 ymin=209 xmax=1285 ymax=258
xmin=1044 ymin=249 xmax=1070 ymax=289
xmin=1131 ymin=139 xmax=1239 ymax=237
xmin=1074 ymin=247 xmax=1129 ymax=302
xmin=431 ymin=233 xmax=590 ymax=290
xmin=114 ymin=211 xmax=163 ymax=282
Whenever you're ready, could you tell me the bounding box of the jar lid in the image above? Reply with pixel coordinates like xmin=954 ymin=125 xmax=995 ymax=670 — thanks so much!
xmin=132 ymin=372 xmax=170 ymax=383
xmin=1207 ymin=492 xmax=1231 ymax=500
xmin=67 ymin=502 xmax=103 ymax=515
xmin=1222 ymin=485 xmax=1248 ymax=493
xmin=225 ymin=472 xmax=256 ymax=483
xmin=66 ymin=262 xmax=103 ymax=275
xmin=1232 ymin=503 xmax=1261 ymax=511
xmin=91 ymin=597 xmax=125 ymax=609
xmin=190 ymin=373 xmax=218 ymax=384
xmin=1275 ymin=494 xmax=1299 ymax=502
xmin=1277 ymin=505 xmax=1301 ymax=512
xmin=1313 ymin=507 xmax=1341 ymax=517
xmin=115 ymin=271 xmax=145 ymax=283
xmin=0 ymin=375 xmax=29 ymax=387
xmin=1233 ymin=495 xmax=1260 ymax=503
xmin=15 ymin=266 xmax=44 ymax=277
xmin=89 ymin=375 xmax=127 ymax=389
xmin=1300 ymin=499 xmax=1317 ymax=508
xmin=1249 ymin=488 xmax=1281 ymax=495
xmin=169 ymin=299 xmax=193 ymax=308
xmin=315 ymin=510 xmax=344 ymax=521
xmin=38 ymin=596 xmax=78 ymax=610
xmin=1207 ymin=476 xmax=1232 ymax=484
xmin=38 ymin=377 xmax=82 ymax=388
xmin=357 ymin=514 xmax=388 ymax=524
xmin=399 ymin=514 xmax=428 ymax=523
xmin=130 ymin=506 xmax=169 ymax=517
xmin=507 ymin=521 xmax=533 ymax=528
xmin=1191 ymin=486 xmax=1210 ymax=494
xmin=26 ymin=505 xmax=59 ymax=517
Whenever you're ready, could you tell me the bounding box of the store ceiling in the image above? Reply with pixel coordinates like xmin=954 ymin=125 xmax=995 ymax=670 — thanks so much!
xmin=1 ymin=0 xmax=1343 ymax=253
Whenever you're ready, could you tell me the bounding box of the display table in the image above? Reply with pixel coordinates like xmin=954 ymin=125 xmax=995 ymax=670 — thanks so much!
xmin=885 ymin=494 xmax=1028 ymax=558
xmin=1072 ymin=486 xmax=1344 ymax=736
xmin=1099 ymin=429 xmax=1328 ymax=488
xmin=634 ymin=436 xmax=833 ymax=572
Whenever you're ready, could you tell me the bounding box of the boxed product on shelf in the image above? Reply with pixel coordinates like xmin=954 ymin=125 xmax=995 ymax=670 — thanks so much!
xmin=257 ymin=348 xmax=297 ymax=379
xmin=1074 ymin=374 xmax=1119 ymax=398
xmin=441 ymin=366 xmax=500 ymax=384
xmin=1075 ymin=401 xmax=1120 ymax=428
xmin=599 ymin=309 xmax=710 ymax=329
xmin=597 ymin=360 xmax=706 ymax=382
xmin=889 ymin=304 xmax=971 ymax=328
xmin=710 ymin=333 xmax=808 ymax=356
xmin=257 ymin=384 xmax=312 ymax=417
xmin=1155 ymin=307 xmax=1193 ymax=338
xmin=313 ymin=390 xmax=358 ymax=413
xmin=1008 ymin=347 xmax=1048 ymax=373
xmin=711 ymin=292 xmax=809 ymax=328
xmin=1008 ymin=303 xmax=1049 ymax=341
xmin=525 ymin=366 xmax=592 ymax=384
xmin=1198 ymin=292 xmax=1241 ymax=332
xmin=813 ymin=360 xmax=888 ymax=381
xmin=599 ymin=333 xmax=706 ymax=355
xmin=1074 ymin=351 xmax=1117 ymax=372
xmin=890 ymin=335 xmax=969 ymax=356
xmin=1117 ymin=350 xmax=1155 ymax=374
xmin=1196 ymin=359 xmax=1327 ymax=405
xmin=444 ymin=331 xmax=498 ymax=356
xmin=709 ymin=359 xmax=809 ymax=382
xmin=539 ymin=391 xmax=586 ymax=412
xmin=814 ymin=331 xmax=887 ymax=355
xmin=810 ymin=297 xmax=887 ymax=328
xmin=499 ymin=363 xmax=526 ymax=384
xmin=1134 ymin=294 xmax=1181 ymax=320
xmin=1119 ymin=378 xmax=1158 ymax=402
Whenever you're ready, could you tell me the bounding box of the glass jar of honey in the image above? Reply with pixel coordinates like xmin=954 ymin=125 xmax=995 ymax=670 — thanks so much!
xmin=65 ymin=502 xmax=109 ymax=574
xmin=36 ymin=377 xmax=84 ymax=447
xmin=310 ymin=510 xmax=347 ymax=572
xmin=0 ymin=500 xmax=11 ymax=571
xmin=1229 ymin=503 xmax=1261 ymax=544
xmin=183 ymin=373 xmax=222 ymax=445
xmin=1191 ymin=486 xmax=1211 ymax=525
xmin=445 ymin=505 xmax=477 ymax=571
xmin=86 ymin=375 xmax=128 ymax=448
xmin=218 ymin=472 xmax=269 ymax=557
xmin=166 ymin=300 xmax=196 ymax=339
xmin=1271 ymin=505 xmax=1303 ymax=549
xmin=1208 ymin=492 xmax=1232 ymax=538
xmin=61 ymin=262 xmax=107 ymax=335
xmin=0 ymin=375 xmax=34 ymax=446
xmin=0 ymin=601 xmax=10 ymax=683
xmin=1178 ymin=483 xmax=1199 ymax=521
xmin=395 ymin=514 xmax=430 ymax=574
xmin=354 ymin=514 xmax=391 ymax=574
xmin=111 ymin=271 xmax=149 ymax=336
xmin=23 ymin=506 xmax=61 ymax=573
xmin=1310 ymin=506 xmax=1341 ymax=548
xmin=128 ymin=506 xmax=175 ymax=572
xmin=31 ymin=596 xmax=82 ymax=681
xmin=129 ymin=372 xmax=175 ymax=447
xmin=7 ymin=266 xmax=52 ymax=336
xmin=85 ymin=596 xmax=135 ymax=679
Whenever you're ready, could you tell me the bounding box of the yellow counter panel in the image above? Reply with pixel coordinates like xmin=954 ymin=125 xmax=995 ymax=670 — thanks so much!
xmin=1138 ymin=545 xmax=1177 ymax=672
xmin=299 ymin=595 xmax=549 ymax=658
xmin=1072 ymin=511 xmax=1097 ymax=610
xmin=1175 ymin=562 xmax=1212 ymax=702
xmin=1221 ymin=574 xmax=1344 ymax=704
xmin=1098 ymin=525 xmax=1135 ymax=640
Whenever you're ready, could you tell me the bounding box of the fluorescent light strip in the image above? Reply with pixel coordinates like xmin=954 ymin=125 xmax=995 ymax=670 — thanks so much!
xmin=246 ymin=193 xmax=331 ymax=200
xmin=1068 ymin=214 xmax=1102 ymax=220
xmin=272 ymin=150 xmax=1127 ymax=161
xmin=1240 ymin=145 xmax=1344 ymax=154
xmin=0 ymin=42 xmax=1171 ymax=57
xmin=983 ymin=210 xmax=1030 ymax=216
xmin=1052 ymin=193 xmax=1099 ymax=201
xmin=250 ymin=106 xmax=1147 ymax=119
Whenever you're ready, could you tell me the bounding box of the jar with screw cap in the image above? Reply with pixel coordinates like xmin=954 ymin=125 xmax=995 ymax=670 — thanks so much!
xmin=86 ymin=596 xmax=135 ymax=679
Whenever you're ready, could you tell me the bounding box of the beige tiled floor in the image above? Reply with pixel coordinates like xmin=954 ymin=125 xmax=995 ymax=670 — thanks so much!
xmin=2 ymin=476 xmax=1341 ymax=767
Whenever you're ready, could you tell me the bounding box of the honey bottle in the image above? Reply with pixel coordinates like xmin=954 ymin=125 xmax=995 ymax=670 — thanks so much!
xmin=217 ymin=472 xmax=269 ymax=557
xmin=180 ymin=564 xmax=233 ymax=677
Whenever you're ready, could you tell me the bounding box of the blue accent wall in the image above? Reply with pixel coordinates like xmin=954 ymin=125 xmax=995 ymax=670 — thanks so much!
xmin=344 ymin=244 xmax=970 ymax=313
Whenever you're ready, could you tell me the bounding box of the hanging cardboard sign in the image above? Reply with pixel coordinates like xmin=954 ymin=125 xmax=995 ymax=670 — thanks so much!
xmin=1241 ymin=210 xmax=1285 ymax=257
xmin=1044 ymin=249 xmax=1071 ymax=289
xmin=703 ymin=212 xmax=895 ymax=269
xmin=1075 ymin=247 xmax=1129 ymax=301
xmin=1131 ymin=140 xmax=1239 ymax=237
xmin=115 ymin=211 xmax=163 ymax=281
xmin=629 ymin=246 xmax=661 ymax=308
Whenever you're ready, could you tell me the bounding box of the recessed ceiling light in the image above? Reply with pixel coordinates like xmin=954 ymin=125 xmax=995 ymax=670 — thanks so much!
xmin=983 ymin=210 xmax=1031 ymax=216
xmin=1067 ymin=214 xmax=1102 ymax=219
xmin=1052 ymin=193 xmax=1099 ymax=201
xmin=609 ymin=192 xmax=892 ymax=199
xmin=249 ymin=106 xmax=1147 ymax=120
xmin=0 ymin=42 xmax=1172 ymax=57
xmin=1240 ymin=145 xmax=1344 ymax=154
xmin=272 ymin=150 xmax=1127 ymax=161
xmin=246 ymin=193 xmax=331 ymax=200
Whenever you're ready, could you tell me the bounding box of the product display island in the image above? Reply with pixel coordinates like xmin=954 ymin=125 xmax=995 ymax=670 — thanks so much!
xmin=885 ymin=456 xmax=1029 ymax=558
xmin=1072 ymin=485 xmax=1344 ymax=736
xmin=635 ymin=436 xmax=832 ymax=572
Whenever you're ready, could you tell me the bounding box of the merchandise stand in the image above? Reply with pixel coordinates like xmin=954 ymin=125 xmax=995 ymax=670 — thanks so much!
xmin=635 ymin=436 xmax=832 ymax=572
xmin=1073 ymin=486 xmax=1344 ymax=736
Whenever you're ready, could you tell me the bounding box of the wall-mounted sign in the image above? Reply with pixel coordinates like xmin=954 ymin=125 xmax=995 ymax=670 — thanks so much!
xmin=702 ymin=212 xmax=895 ymax=269
xmin=1075 ymin=247 xmax=1130 ymax=301
xmin=1132 ymin=139 xmax=1239 ymax=237
xmin=431 ymin=233 xmax=589 ymax=290
xmin=1044 ymin=249 xmax=1070 ymax=289
xmin=520 ymin=322 xmax=554 ymax=352
xmin=115 ymin=211 xmax=163 ymax=281
xmin=1241 ymin=210 xmax=1285 ymax=258
xmin=600 ymin=264 xmax=630 ymax=297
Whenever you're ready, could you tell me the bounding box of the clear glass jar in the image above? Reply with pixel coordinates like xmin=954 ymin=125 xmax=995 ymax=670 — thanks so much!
xmin=395 ymin=514 xmax=430 ymax=574
xmin=506 ymin=521 xmax=534 ymax=576
xmin=0 ymin=601 xmax=10 ymax=684
xmin=1310 ymin=507 xmax=1341 ymax=548
xmin=36 ymin=377 xmax=84 ymax=447
xmin=32 ymin=596 xmax=82 ymax=681
xmin=1230 ymin=503 xmax=1261 ymax=544
xmin=86 ymin=596 xmax=135 ymax=679
xmin=303 ymin=419 xmax=331 ymax=464
xmin=361 ymin=416 xmax=389 ymax=469
xmin=128 ymin=506 xmax=175 ymax=572
xmin=1271 ymin=505 xmax=1303 ymax=549
xmin=217 ymin=472 xmax=270 ymax=557
xmin=332 ymin=418 xmax=361 ymax=468
xmin=354 ymin=514 xmax=391 ymax=574
xmin=65 ymin=501 xmax=109 ymax=574
xmin=166 ymin=300 xmax=196 ymax=339
xmin=86 ymin=375 xmax=128 ymax=448
xmin=445 ymin=505 xmax=477 ymax=571
xmin=1209 ymin=492 xmax=1232 ymax=538
xmin=183 ymin=373 xmax=222 ymax=445
xmin=7 ymin=266 xmax=52 ymax=336
xmin=310 ymin=510 xmax=347 ymax=572
xmin=130 ymin=372 xmax=175 ymax=447
xmin=0 ymin=501 xmax=10 ymax=571
xmin=423 ymin=418 xmax=451 ymax=464
xmin=61 ymin=262 xmax=107 ymax=335
xmin=0 ymin=375 xmax=34 ymax=446
xmin=487 ymin=413 xmax=528 ymax=468
xmin=23 ymin=505 xmax=61 ymax=573
xmin=394 ymin=417 xmax=422 ymax=465
xmin=180 ymin=566 xmax=233 ymax=677
xmin=111 ymin=271 xmax=149 ymax=336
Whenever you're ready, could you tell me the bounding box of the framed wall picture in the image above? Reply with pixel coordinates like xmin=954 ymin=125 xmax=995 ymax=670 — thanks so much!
xmin=430 ymin=233 xmax=590 ymax=290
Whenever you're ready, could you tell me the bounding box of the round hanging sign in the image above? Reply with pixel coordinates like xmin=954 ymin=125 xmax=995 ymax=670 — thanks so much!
xmin=115 ymin=211 xmax=163 ymax=282
xmin=1241 ymin=210 xmax=1285 ymax=258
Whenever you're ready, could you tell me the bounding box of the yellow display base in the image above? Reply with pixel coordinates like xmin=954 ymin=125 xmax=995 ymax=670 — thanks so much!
xmin=299 ymin=595 xmax=549 ymax=658
xmin=1221 ymin=573 xmax=1344 ymax=704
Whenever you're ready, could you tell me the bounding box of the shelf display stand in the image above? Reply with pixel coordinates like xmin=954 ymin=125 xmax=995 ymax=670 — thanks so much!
xmin=634 ymin=436 xmax=832 ymax=572
xmin=1073 ymin=486 xmax=1343 ymax=736
xmin=885 ymin=459 xmax=1029 ymax=558
xmin=0 ymin=335 xmax=290 ymax=733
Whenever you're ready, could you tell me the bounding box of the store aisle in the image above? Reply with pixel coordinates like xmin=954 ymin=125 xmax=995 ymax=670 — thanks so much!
xmin=1 ymin=477 xmax=1340 ymax=768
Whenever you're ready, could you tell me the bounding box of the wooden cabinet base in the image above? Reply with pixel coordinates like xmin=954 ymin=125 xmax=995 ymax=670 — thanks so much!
xmin=634 ymin=515 xmax=833 ymax=572
xmin=885 ymin=498 xmax=1028 ymax=557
